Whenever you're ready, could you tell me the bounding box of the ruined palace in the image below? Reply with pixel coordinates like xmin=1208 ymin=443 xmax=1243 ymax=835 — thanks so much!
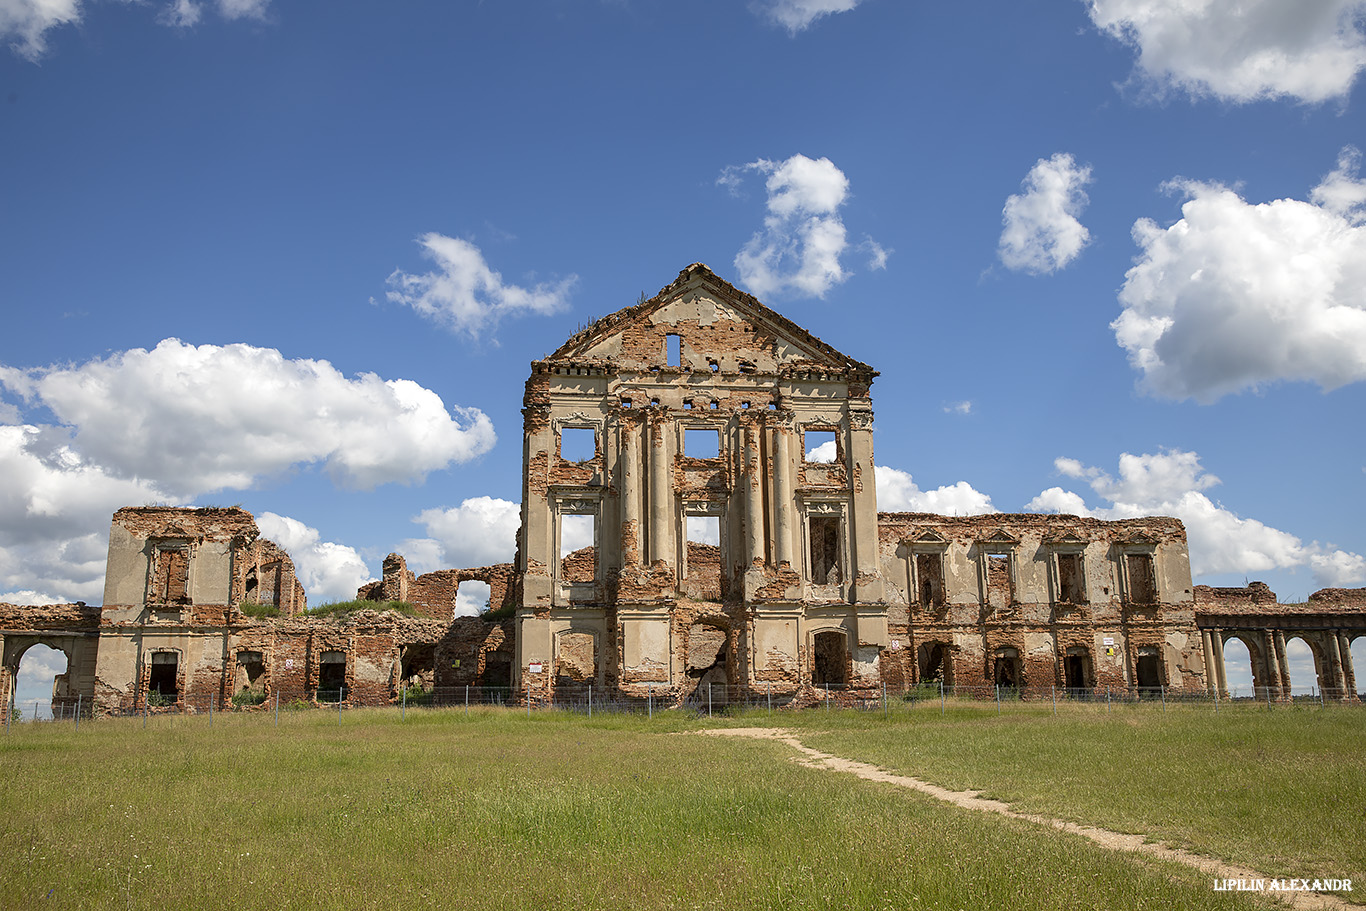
xmin=1 ymin=264 xmax=1362 ymax=715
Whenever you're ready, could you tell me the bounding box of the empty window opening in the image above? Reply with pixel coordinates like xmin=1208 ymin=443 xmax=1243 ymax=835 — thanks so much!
xmin=918 ymin=642 xmax=951 ymax=685
xmin=804 ymin=431 xmax=837 ymax=463
xmin=767 ymin=402 xmax=777 ymax=409
xmin=809 ymin=516 xmax=841 ymax=585
xmin=812 ymin=631 xmax=847 ymax=686
xmin=560 ymin=427 xmax=596 ymax=462
xmin=684 ymin=399 xmax=694 ymax=410
xmin=709 ymin=400 xmax=718 ymax=410
xmin=560 ymin=513 xmax=596 ymax=583
xmin=554 ymin=631 xmax=597 ymax=686
xmin=153 ymin=546 xmax=190 ymax=605
xmin=400 ymin=644 xmax=435 ymax=693
xmin=149 ymin=652 xmax=179 ymax=702
xmin=1285 ymin=637 xmax=1319 ymax=697
xmin=1136 ymin=645 xmax=1163 ymax=691
xmin=686 ymin=623 xmax=728 ymax=701
xmin=15 ymin=644 xmax=70 ymax=721
xmin=708 ymin=360 xmax=718 ymax=373
xmin=684 ymin=515 xmax=722 ymax=600
xmin=993 ymin=647 xmax=1022 ymax=690
xmin=685 ymin=428 xmax=720 ymax=459
xmin=1126 ymin=554 xmax=1156 ymax=603
xmin=666 ymin=334 xmax=681 ymax=366
xmin=482 ymin=652 xmax=513 ymax=689
xmin=1063 ymin=647 xmax=1090 ymax=692
xmin=738 ymin=361 xmax=755 ymax=374
xmin=1057 ymin=553 xmax=1085 ymax=603
xmin=235 ymin=651 xmax=266 ymax=703
xmin=985 ymin=553 xmax=1013 ymax=608
xmin=915 ymin=553 xmax=945 ymax=606
xmin=455 ymin=580 xmax=492 ymax=618
xmin=317 ymin=651 xmax=346 ymax=701
xmin=741 ymin=401 xmax=750 ymax=409
xmin=651 ymin=397 xmax=660 ymax=406
xmin=621 ymin=397 xmax=632 ymax=408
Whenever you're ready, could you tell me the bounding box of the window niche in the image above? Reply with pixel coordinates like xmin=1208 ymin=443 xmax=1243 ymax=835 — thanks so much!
xmin=803 ymin=429 xmax=838 ymax=464
xmin=907 ymin=531 xmax=949 ymax=609
xmin=147 ymin=651 xmax=179 ymax=702
xmin=149 ymin=543 xmax=191 ymax=606
xmin=976 ymin=531 xmax=1019 ymax=612
xmin=557 ymin=504 xmax=598 ymax=584
xmin=807 ymin=512 xmax=842 ymax=586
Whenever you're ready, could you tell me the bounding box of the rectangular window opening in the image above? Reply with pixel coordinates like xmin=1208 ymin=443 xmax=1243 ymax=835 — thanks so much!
xmin=318 ymin=651 xmax=346 ymax=702
xmin=684 ymin=428 xmax=720 ymax=459
xmin=1057 ymin=553 xmax=1085 ymax=603
xmin=986 ymin=553 xmax=1013 ymax=606
xmin=915 ymin=553 xmax=945 ymax=606
xmin=685 ymin=515 xmax=722 ymax=600
xmin=560 ymin=513 xmax=597 ymax=583
xmin=1126 ymin=553 xmax=1157 ymax=603
xmin=455 ymin=580 xmax=492 ymax=618
xmin=559 ymin=427 xmax=596 ymax=462
xmin=804 ymin=430 xmax=837 ymax=463
xmin=666 ymin=334 xmax=681 ymax=366
xmin=809 ymin=516 xmax=841 ymax=585
xmin=148 ymin=652 xmax=178 ymax=701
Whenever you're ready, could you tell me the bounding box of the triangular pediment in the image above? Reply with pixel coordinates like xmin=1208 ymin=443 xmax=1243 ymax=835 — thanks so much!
xmin=907 ymin=528 xmax=950 ymax=547
xmin=977 ymin=529 xmax=1020 ymax=547
xmin=1043 ymin=530 xmax=1087 ymax=546
xmin=546 ymin=264 xmax=874 ymax=375
xmin=1120 ymin=531 xmax=1158 ymax=547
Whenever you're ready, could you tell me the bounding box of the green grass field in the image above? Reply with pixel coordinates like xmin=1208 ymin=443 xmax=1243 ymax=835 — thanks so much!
xmin=0 ymin=703 xmax=1356 ymax=911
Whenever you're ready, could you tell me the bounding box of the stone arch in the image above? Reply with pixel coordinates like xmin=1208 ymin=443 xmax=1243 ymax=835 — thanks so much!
xmin=7 ymin=642 xmax=72 ymax=720
xmin=917 ymin=640 xmax=953 ymax=686
xmin=1220 ymin=633 xmax=1267 ymax=696
xmin=1283 ymin=634 xmax=1324 ymax=697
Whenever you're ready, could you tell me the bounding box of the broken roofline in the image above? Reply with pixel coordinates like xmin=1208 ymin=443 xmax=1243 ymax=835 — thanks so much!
xmin=545 ymin=262 xmax=879 ymax=378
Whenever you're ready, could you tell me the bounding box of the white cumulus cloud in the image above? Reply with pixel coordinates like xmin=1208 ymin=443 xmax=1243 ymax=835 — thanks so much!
xmin=1027 ymin=449 xmax=1365 ymax=587
xmin=875 ymin=465 xmax=997 ymax=516
xmin=409 ymin=496 xmax=522 ymax=568
xmin=215 ymin=0 xmax=267 ymax=20
xmin=0 ymin=0 xmax=80 ymax=61
xmin=385 ymin=234 xmax=576 ymax=339
xmin=255 ymin=512 xmax=374 ymax=603
xmin=726 ymin=154 xmax=881 ymax=300
xmin=753 ymin=0 xmax=866 ymax=34
xmin=1087 ymin=0 xmax=1366 ymax=104
xmin=999 ymin=153 xmax=1094 ymax=274
xmin=1112 ymin=149 xmax=1366 ymax=402
xmin=1 ymin=339 xmax=496 ymax=495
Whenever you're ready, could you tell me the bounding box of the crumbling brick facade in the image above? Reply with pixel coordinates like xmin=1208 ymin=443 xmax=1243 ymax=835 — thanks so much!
xmin=2 ymin=264 xmax=1363 ymax=719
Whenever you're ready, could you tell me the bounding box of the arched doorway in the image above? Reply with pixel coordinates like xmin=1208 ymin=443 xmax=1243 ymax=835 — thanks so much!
xmin=917 ymin=641 xmax=952 ymax=687
xmin=1063 ymin=646 xmax=1092 ymax=693
xmin=1283 ymin=636 xmax=1320 ymax=697
xmin=1135 ymin=645 xmax=1163 ymax=692
xmin=13 ymin=644 xmax=70 ymax=721
xmin=1220 ymin=636 xmax=1256 ymax=697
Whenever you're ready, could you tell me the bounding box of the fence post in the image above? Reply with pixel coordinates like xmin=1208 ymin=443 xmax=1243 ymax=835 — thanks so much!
xmin=402 ymin=686 xmax=406 ymax=721
xmin=143 ymin=695 xmax=148 ymax=729
xmin=1051 ymin=684 xmax=1056 ymax=717
xmin=767 ymin=682 xmax=771 ymax=714
xmin=588 ymin=684 xmax=592 ymax=719
xmin=526 ymin=680 xmax=531 ymax=718
xmin=465 ymin=684 xmax=469 ymax=716
xmin=824 ymin=683 xmax=829 ymax=712
xmin=1106 ymin=686 xmax=1111 ymax=712
xmin=940 ymin=678 xmax=945 ymax=715
xmin=882 ymin=680 xmax=887 ymax=718
xmin=274 ymin=690 xmax=279 ymax=727
xmin=1213 ymin=683 xmax=1218 ymax=713
xmin=995 ymin=684 xmax=1000 ymax=714
xmin=76 ymin=694 xmax=82 ymax=731
xmin=338 ymin=687 xmax=343 ymax=724
xmin=648 ymin=683 xmax=653 ymax=720
xmin=209 ymin=693 xmax=214 ymax=727
xmin=1319 ymin=686 xmax=1325 ymax=708
xmin=1160 ymin=685 xmax=1166 ymax=712
xmin=1267 ymin=686 xmax=1273 ymax=710
xmin=707 ymin=683 xmax=713 ymax=717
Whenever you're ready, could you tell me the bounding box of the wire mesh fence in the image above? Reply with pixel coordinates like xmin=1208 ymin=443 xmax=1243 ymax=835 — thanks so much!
xmin=5 ymin=679 xmax=1363 ymax=730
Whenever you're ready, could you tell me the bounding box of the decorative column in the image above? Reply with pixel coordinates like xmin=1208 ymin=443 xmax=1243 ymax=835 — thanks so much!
xmin=1211 ymin=632 xmax=1228 ymax=697
xmin=1201 ymin=629 xmax=1216 ymax=695
xmin=621 ymin=417 xmax=642 ymax=566
xmin=772 ymin=417 xmax=794 ymax=568
xmin=743 ymin=421 xmax=765 ymax=567
xmin=647 ymin=413 xmax=671 ymax=566
xmin=1326 ymin=631 xmax=1345 ymax=696
xmin=1263 ymin=630 xmax=1282 ymax=699
xmin=1273 ymin=629 xmax=1291 ymax=695
xmin=1339 ymin=631 xmax=1357 ymax=698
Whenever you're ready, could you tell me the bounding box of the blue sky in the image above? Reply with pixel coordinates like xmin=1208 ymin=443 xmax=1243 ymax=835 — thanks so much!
xmin=3 ymin=0 xmax=1366 ymax=702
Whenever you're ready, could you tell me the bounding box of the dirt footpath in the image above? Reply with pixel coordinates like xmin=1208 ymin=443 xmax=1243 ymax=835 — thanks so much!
xmin=702 ymin=728 xmax=1354 ymax=911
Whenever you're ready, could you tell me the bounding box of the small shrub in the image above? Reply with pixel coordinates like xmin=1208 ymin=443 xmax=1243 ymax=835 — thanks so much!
xmin=239 ymin=602 xmax=282 ymax=619
xmin=232 ymin=690 xmax=268 ymax=707
xmin=146 ymin=691 xmax=176 ymax=707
